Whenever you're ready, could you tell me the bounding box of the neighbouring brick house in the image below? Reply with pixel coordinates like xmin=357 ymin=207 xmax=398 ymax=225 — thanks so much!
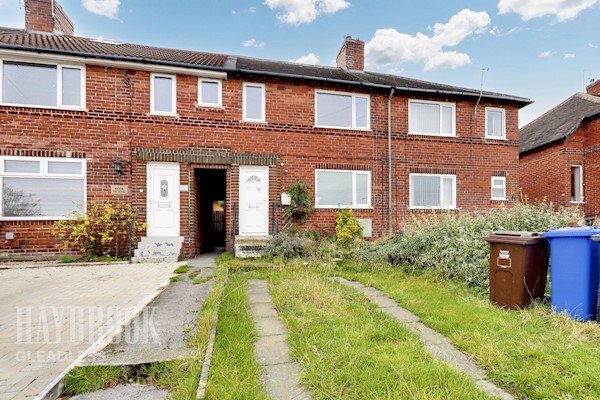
xmin=520 ymin=82 xmax=600 ymax=220
xmin=0 ymin=0 xmax=531 ymax=260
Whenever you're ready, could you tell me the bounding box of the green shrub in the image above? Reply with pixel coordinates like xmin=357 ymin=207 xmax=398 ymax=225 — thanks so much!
xmin=53 ymin=201 xmax=146 ymax=260
xmin=361 ymin=202 xmax=583 ymax=290
xmin=335 ymin=209 xmax=363 ymax=245
xmin=285 ymin=181 xmax=314 ymax=222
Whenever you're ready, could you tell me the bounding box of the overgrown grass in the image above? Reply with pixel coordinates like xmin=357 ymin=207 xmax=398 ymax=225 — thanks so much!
xmin=203 ymin=273 xmax=267 ymax=399
xmin=264 ymin=269 xmax=492 ymax=399
xmin=174 ymin=265 xmax=191 ymax=274
xmin=337 ymin=264 xmax=600 ymax=400
xmin=62 ymin=265 xmax=227 ymax=398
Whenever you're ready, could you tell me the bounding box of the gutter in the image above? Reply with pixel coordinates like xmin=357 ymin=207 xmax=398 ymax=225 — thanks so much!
xmin=0 ymin=44 xmax=532 ymax=105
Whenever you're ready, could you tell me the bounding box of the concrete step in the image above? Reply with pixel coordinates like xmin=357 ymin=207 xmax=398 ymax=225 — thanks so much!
xmin=132 ymin=236 xmax=183 ymax=263
xmin=131 ymin=256 xmax=180 ymax=263
xmin=235 ymin=235 xmax=271 ymax=258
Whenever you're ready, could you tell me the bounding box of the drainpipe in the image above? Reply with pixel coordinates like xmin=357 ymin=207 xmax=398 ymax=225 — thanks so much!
xmin=387 ymin=88 xmax=395 ymax=236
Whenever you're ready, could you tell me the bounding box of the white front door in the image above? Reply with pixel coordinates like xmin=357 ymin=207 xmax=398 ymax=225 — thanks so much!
xmin=147 ymin=163 xmax=180 ymax=237
xmin=239 ymin=166 xmax=269 ymax=235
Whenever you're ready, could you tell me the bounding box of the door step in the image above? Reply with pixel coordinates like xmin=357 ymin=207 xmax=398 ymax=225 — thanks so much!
xmin=132 ymin=236 xmax=184 ymax=263
xmin=234 ymin=235 xmax=271 ymax=258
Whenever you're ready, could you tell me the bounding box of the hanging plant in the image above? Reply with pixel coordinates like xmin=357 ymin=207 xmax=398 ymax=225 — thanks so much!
xmin=285 ymin=181 xmax=314 ymax=223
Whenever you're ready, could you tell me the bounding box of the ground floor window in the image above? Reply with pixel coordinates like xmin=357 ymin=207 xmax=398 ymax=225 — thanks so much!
xmin=491 ymin=176 xmax=506 ymax=200
xmin=315 ymin=169 xmax=371 ymax=208
xmin=571 ymin=165 xmax=583 ymax=203
xmin=0 ymin=157 xmax=86 ymax=220
xmin=409 ymin=173 xmax=456 ymax=209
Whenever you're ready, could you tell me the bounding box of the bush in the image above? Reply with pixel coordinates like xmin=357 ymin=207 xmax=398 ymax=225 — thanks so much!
xmin=53 ymin=201 xmax=146 ymax=259
xmin=335 ymin=209 xmax=363 ymax=245
xmin=264 ymin=231 xmax=308 ymax=259
xmin=361 ymin=202 xmax=584 ymax=290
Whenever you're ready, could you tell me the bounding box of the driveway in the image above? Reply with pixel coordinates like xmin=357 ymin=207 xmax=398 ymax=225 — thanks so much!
xmin=0 ymin=262 xmax=180 ymax=400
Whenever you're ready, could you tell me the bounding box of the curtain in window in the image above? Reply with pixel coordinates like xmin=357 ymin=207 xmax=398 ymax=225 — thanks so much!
xmin=411 ymin=175 xmax=441 ymax=207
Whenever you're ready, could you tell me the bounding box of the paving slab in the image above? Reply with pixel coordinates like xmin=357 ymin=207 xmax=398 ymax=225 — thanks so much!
xmin=247 ymin=279 xmax=311 ymax=400
xmin=69 ymin=384 xmax=170 ymax=400
xmin=0 ymin=262 xmax=181 ymax=399
xmin=332 ymin=277 xmax=515 ymax=400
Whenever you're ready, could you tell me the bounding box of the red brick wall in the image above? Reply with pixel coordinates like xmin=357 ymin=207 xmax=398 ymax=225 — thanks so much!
xmin=24 ymin=0 xmax=73 ymax=35
xmin=0 ymin=63 xmax=521 ymax=259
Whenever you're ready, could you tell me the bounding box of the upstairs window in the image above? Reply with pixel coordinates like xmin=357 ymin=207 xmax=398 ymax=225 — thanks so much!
xmin=315 ymin=169 xmax=371 ymax=208
xmin=151 ymin=73 xmax=176 ymax=115
xmin=243 ymin=83 xmax=265 ymax=122
xmin=486 ymin=107 xmax=506 ymax=139
xmin=0 ymin=157 xmax=86 ymax=220
xmin=491 ymin=176 xmax=506 ymax=200
xmin=315 ymin=91 xmax=370 ymax=129
xmin=409 ymin=100 xmax=455 ymax=136
xmin=571 ymin=165 xmax=583 ymax=203
xmin=1 ymin=61 xmax=84 ymax=109
xmin=410 ymin=173 xmax=456 ymax=209
xmin=198 ymin=79 xmax=222 ymax=108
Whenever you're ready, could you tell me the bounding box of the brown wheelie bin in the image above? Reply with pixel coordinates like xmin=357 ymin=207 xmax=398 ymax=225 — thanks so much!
xmin=483 ymin=231 xmax=550 ymax=309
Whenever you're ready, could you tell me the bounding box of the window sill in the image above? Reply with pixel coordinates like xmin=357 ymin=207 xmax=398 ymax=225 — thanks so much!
xmin=408 ymin=132 xmax=456 ymax=138
xmin=148 ymin=112 xmax=179 ymax=118
xmin=0 ymin=216 xmax=67 ymax=221
xmin=570 ymin=201 xmax=585 ymax=204
xmin=241 ymin=120 xmax=267 ymax=125
xmin=0 ymin=103 xmax=87 ymax=112
xmin=491 ymin=198 xmax=508 ymax=202
xmin=485 ymin=136 xmax=508 ymax=141
xmin=196 ymin=104 xmax=224 ymax=111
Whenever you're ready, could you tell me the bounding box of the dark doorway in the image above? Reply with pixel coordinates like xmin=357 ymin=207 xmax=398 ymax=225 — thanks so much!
xmin=195 ymin=169 xmax=226 ymax=253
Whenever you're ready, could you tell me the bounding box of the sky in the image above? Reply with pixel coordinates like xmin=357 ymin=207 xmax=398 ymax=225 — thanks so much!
xmin=0 ymin=0 xmax=598 ymax=127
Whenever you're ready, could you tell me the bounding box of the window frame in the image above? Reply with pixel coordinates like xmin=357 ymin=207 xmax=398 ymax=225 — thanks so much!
xmin=0 ymin=156 xmax=87 ymax=221
xmin=491 ymin=176 xmax=507 ymax=200
xmin=150 ymin=73 xmax=177 ymax=116
xmin=409 ymin=173 xmax=457 ymax=209
xmin=485 ymin=107 xmax=506 ymax=139
xmin=314 ymin=169 xmax=372 ymax=209
xmin=242 ymin=82 xmax=266 ymax=123
xmin=0 ymin=59 xmax=86 ymax=110
xmin=198 ymin=78 xmax=222 ymax=108
xmin=408 ymin=99 xmax=456 ymax=137
xmin=571 ymin=165 xmax=583 ymax=203
xmin=314 ymin=89 xmax=371 ymax=130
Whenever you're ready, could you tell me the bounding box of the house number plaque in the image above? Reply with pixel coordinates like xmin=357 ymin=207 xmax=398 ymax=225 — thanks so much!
xmin=111 ymin=185 xmax=129 ymax=195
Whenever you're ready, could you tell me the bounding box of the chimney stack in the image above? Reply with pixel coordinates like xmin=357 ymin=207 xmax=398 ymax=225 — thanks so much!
xmin=336 ymin=35 xmax=365 ymax=71
xmin=25 ymin=0 xmax=74 ymax=35
xmin=587 ymin=79 xmax=600 ymax=96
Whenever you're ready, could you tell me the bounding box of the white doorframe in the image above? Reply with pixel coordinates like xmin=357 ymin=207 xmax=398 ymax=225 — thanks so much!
xmin=147 ymin=162 xmax=180 ymax=237
xmin=239 ymin=166 xmax=269 ymax=236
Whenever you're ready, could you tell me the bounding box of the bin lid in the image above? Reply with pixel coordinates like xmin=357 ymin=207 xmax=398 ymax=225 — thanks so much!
xmin=483 ymin=231 xmax=545 ymax=245
xmin=542 ymin=226 xmax=600 ymax=238
xmin=591 ymin=234 xmax=600 ymax=242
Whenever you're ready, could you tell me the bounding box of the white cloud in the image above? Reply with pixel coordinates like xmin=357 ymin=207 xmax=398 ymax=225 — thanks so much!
xmin=291 ymin=53 xmax=320 ymax=64
xmin=539 ymin=50 xmax=552 ymax=57
xmin=497 ymin=0 xmax=598 ymax=21
xmin=82 ymin=0 xmax=120 ymax=20
xmin=365 ymin=9 xmax=490 ymax=71
xmin=242 ymin=38 xmax=266 ymax=48
xmin=249 ymin=6 xmax=257 ymax=13
xmin=589 ymin=43 xmax=599 ymax=48
xmin=564 ymin=53 xmax=576 ymax=59
xmin=264 ymin=0 xmax=350 ymax=25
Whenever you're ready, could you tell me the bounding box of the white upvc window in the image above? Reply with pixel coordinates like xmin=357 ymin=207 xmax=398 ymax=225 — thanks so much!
xmin=198 ymin=78 xmax=222 ymax=108
xmin=486 ymin=107 xmax=506 ymax=139
xmin=409 ymin=100 xmax=455 ymax=137
xmin=315 ymin=90 xmax=370 ymax=130
xmin=315 ymin=169 xmax=371 ymax=208
xmin=571 ymin=165 xmax=583 ymax=203
xmin=491 ymin=176 xmax=506 ymax=200
xmin=0 ymin=156 xmax=86 ymax=220
xmin=0 ymin=60 xmax=85 ymax=109
xmin=150 ymin=73 xmax=176 ymax=115
xmin=243 ymin=82 xmax=265 ymax=122
xmin=409 ymin=173 xmax=456 ymax=209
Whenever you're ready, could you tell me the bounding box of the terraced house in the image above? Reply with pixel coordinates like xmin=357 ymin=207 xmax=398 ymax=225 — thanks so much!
xmin=0 ymin=0 xmax=531 ymax=260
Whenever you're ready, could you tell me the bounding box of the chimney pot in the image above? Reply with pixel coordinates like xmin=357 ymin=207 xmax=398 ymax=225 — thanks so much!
xmin=587 ymin=79 xmax=600 ymax=96
xmin=336 ymin=35 xmax=365 ymax=71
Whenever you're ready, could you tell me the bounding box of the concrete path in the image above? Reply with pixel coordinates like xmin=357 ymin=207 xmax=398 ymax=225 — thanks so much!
xmin=82 ymin=254 xmax=216 ymax=366
xmin=332 ymin=277 xmax=514 ymax=400
xmin=0 ymin=262 xmax=181 ymax=400
xmin=69 ymin=384 xmax=169 ymax=400
xmin=246 ymin=279 xmax=311 ymax=400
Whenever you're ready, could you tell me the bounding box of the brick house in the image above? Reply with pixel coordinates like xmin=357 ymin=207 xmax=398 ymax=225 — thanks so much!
xmin=0 ymin=0 xmax=530 ymax=260
xmin=520 ymin=82 xmax=600 ymax=220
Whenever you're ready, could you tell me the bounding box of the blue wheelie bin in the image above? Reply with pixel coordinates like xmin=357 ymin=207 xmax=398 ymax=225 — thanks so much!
xmin=542 ymin=227 xmax=600 ymax=322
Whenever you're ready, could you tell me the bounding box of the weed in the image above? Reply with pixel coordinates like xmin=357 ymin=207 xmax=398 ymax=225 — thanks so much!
xmin=169 ymin=275 xmax=183 ymax=283
xmin=174 ymin=265 xmax=191 ymax=274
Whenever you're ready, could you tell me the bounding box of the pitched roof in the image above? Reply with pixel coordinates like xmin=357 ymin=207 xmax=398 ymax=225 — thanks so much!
xmin=519 ymin=93 xmax=600 ymax=153
xmin=0 ymin=30 xmax=531 ymax=106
